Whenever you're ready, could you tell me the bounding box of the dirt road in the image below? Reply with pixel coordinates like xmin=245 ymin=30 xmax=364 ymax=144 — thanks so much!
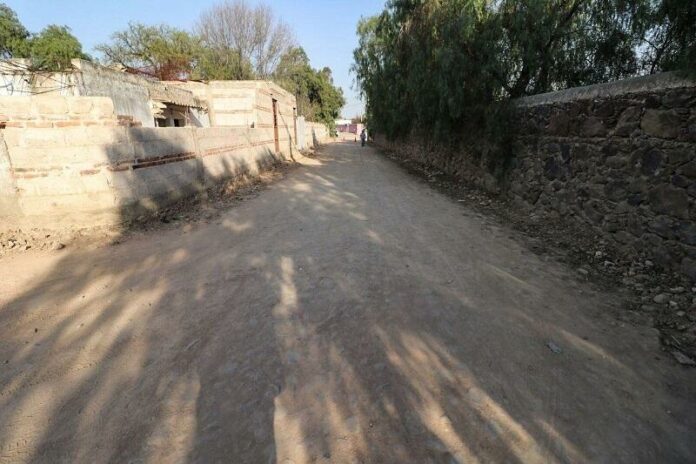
xmin=1 ymin=142 xmax=694 ymax=463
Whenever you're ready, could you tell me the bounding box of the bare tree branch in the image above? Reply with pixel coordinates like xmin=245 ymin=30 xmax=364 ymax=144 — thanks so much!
xmin=196 ymin=0 xmax=295 ymax=78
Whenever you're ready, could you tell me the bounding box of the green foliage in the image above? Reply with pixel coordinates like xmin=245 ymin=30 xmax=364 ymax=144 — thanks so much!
xmin=498 ymin=0 xmax=653 ymax=97
xmin=645 ymin=0 xmax=696 ymax=74
xmin=28 ymin=25 xmax=88 ymax=71
xmin=0 ymin=3 xmax=87 ymax=70
xmin=0 ymin=3 xmax=29 ymax=58
xmin=353 ymin=0 xmax=696 ymax=147
xmin=354 ymin=1 xmax=507 ymax=141
xmin=274 ymin=47 xmax=345 ymax=129
xmin=98 ymin=21 xmax=259 ymax=81
xmin=96 ymin=23 xmax=200 ymax=80
xmin=274 ymin=47 xmax=314 ymax=114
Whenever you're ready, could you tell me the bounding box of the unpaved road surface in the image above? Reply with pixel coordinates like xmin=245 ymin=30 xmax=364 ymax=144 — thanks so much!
xmin=1 ymin=142 xmax=695 ymax=463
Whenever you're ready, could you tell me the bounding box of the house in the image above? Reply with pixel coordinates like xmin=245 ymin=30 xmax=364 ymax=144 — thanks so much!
xmin=0 ymin=58 xmax=331 ymax=230
xmin=0 ymin=59 xmax=208 ymax=128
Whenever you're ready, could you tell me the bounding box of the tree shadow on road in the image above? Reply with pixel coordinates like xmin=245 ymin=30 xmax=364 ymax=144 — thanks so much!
xmin=0 ymin=142 xmax=695 ymax=463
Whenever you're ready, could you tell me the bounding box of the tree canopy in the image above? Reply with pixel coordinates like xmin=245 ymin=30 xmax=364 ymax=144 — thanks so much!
xmin=273 ymin=47 xmax=345 ymax=128
xmin=96 ymin=23 xmax=200 ymax=80
xmin=646 ymin=0 xmax=696 ymax=73
xmin=0 ymin=4 xmax=29 ymax=58
xmin=28 ymin=25 xmax=88 ymax=71
xmin=353 ymin=0 xmax=696 ymax=141
xmin=0 ymin=3 xmax=87 ymax=70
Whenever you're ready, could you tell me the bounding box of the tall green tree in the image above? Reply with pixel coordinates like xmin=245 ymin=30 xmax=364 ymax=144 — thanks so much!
xmin=353 ymin=0 xmax=696 ymax=143
xmin=274 ymin=47 xmax=314 ymax=115
xmin=0 ymin=3 xmax=87 ymax=70
xmin=0 ymin=3 xmax=29 ymax=58
xmin=644 ymin=0 xmax=696 ymax=74
xmin=499 ymin=0 xmax=652 ymax=97
xmin=274 ymin=46 xmax=345 ymax=129
xmin=354 ymin=1 xmax=505 ymax=139
xmin=28 ymin=25 xmax=88 ymax=71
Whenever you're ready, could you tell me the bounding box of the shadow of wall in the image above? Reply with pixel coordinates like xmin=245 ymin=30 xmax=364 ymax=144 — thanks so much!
xmin=0 ymin=124 xmax=285 ymax=232
xmin=0 ymin=102 xmax=311 ymax=463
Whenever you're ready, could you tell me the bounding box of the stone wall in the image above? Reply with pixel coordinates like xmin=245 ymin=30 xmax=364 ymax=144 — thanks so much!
xmin=0 ymin=123 xmax=287 ymax=230
xmin=374 ymin=72 xmax=696 ymax=280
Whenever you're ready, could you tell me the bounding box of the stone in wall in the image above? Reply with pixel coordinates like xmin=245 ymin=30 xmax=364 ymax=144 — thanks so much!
xmin=641 ymin=109 xmax=682 ymax=139
xmin=0 ymin=96 xmax=135 ymax=128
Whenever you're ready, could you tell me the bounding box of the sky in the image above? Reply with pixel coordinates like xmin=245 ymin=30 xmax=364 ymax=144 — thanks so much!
xmin=7 ymin=0 xmax=385 ymax=118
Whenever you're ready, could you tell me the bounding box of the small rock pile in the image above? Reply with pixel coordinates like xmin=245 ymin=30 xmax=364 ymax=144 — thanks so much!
xmin=0 ymin=230 xmax=67 ymax=257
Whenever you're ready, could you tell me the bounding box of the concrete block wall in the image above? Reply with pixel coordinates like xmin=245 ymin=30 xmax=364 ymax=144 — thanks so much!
xmin=374 ymin=72 xmax=696 ymax=280
xmin=163 ymin=80 xmax=340 ymax=154
xmin=254 ymin=82 xmax=295 ymax=134
xmin=0 ymin=96 xmax=129 ymax=128
xmin=0 ymin=123 xmax=284 ymax=230
xmin=173 ymin=80 xmax=297 ymax=131
xmin=170 ymin=80 xmax=299 ymax=154
xmin=0 ymin=59 xmax=69 ymax=97
xmin=72 ymin=61 xmax=155 ymax=127
xmin=305 ymin=122 xmax=330 ymax=147
xmin=0 ymin=87 xmax=327 ymax=231
xmin=207 ymin=81 xmax=257 ymax=128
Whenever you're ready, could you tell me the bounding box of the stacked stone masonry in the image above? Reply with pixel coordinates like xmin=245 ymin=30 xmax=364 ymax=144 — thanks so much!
xmin=375 ymin=72 xmax=696 ymax=281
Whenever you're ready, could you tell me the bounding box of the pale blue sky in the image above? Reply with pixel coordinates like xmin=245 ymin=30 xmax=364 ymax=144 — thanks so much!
xmin=7 ymin=0 xmax=384 ymax=117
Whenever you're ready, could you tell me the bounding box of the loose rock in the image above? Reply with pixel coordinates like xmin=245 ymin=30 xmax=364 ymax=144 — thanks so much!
xmin=546 ymin=341 xmax=563 ymax=354
xmin=671 ymin=351 xmax=696 ymax=366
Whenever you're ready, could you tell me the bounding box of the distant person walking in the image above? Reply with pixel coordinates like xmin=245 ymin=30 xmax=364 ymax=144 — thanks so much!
xmin=360 ymin=128 xmax=367 ymax=147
